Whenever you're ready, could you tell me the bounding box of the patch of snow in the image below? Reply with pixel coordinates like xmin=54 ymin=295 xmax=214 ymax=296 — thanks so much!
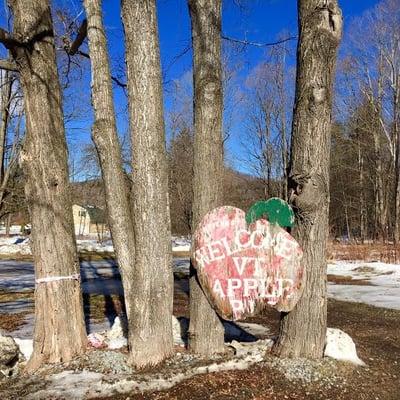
xmin=0 ymin=236 xmax=192 ymax=255
xmin=77 ymin=239 xmax=114 ymax=253
xmin=29 ymin=341 xmax=266 ymax=399
xmin=172 ymin=316 xmax=188 ymax=346
xmin=328 ymin=261 xmax=400 ymax=310
xmin=0 ymin=225 xmax=24 ymax=235
xmin=13 ymin=338 xmax=33 ymax=361
xmin=0 ymin=236 xmax=31 ymax=255
xmin=328 ymin=284 xmax=400 ymax=310
xmin=172 ymin=236 xmax=191 ymax=253
xmin=106 ymin=316 xmax=125 ymax=340
xmin=235 ymin=322 xmax=270 ymax=338
xmin=108 ymin=337 xmax=127 ymax=350
xmin=324 ymin=328 xmax=365 ymax=366
xmin=28 ymin=370 xmax=104 ymax=400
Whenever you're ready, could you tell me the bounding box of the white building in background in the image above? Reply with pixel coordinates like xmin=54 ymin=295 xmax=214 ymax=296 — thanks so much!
xmin=72 ymin=204 xmax=108 ymax=237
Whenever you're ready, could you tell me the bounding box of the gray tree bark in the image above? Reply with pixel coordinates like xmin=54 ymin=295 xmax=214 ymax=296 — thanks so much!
xmin=393 ymin=75 xmax=400 ymax=243
xmin=121 ymin=0 xmax=173 ymax=367
xmin=83 ymin=0 xmax=136 ymax=351
xmin=188 ymin=0 xmax=225 ymax=355
xmin=274 ymin=0 xmax=342 ymax=358
xmin=4 ymin=0 xmax=87 ymax=370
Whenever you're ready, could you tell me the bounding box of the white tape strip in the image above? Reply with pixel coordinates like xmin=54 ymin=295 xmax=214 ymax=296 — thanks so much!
xmin=35 ymin=273 xmax=80 ymax=284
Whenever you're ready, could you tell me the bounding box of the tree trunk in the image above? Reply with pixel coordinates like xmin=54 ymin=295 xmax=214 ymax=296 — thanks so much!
xmin=121 ymin=0 xmax=173 ymax=367
xmin=375 ymin=53 xmax=387 ymax=242
xmin=83 ymin=0 xmax=137 ymax=354
xmin=187 ymin=0 xmax=225 ymax=355
xmin=8 ymin=0 xmax=87 ymax=370
xmin=393 ymin=76 xmax=400 ymax=243
xmin=358 ymin=138 xmax=366 ymax=243
xmin=278 ymin=48 xmax=288 ymax=201
xmin=5 ymin=213 xmax=11 ymax=237
xmin=274 ymin=0 xmax=342 ymax=358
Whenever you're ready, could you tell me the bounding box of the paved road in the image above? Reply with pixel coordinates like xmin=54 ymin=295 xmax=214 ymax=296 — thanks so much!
xmin=0 ymin=258 xmax=190 ymax=295
xmin=0 ymin=258 xmax=190 ymax=338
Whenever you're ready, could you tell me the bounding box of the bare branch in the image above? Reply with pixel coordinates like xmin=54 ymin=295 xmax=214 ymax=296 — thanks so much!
xmin=68 ymin=19 xmax=87 ymax=55
xmin=75 ymin=49 xmax=126 ymax=88
xmin=0 ymin=59 xmax=18 ymax=71
xmin=0 ymin=27 xmax=19 ymax=49
xmin=221 ymin=34 xmax=297 ymax=48
xmin=111 ymin=76 xmax=127 ymax=88
xmin=76 ymin=49 xmax=90 ymax=59
xmin=63 ymin=20 xmax=127 ymax=89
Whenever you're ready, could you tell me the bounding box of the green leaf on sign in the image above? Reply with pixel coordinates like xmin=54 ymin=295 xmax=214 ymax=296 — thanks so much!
xmin=246 ymin=198 xmax=295 ymax=228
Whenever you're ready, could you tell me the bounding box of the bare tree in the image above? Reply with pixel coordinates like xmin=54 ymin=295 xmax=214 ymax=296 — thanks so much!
xmin=240 ymin=44 xmax=294 ymax=200
xmin=121 ymin=0 xmax=174 ymax=367
xmin=274 ymin=0 xmax=343 ymax=358
xmin=338 ymin=0 xmax=400 ymax=242
xmin=168 ymin=126 xmax=194 ymax=235
xmin=188 ymin=0 xmax=225 ymax=355
xmin=0 ymin=69 xmax=24 ymax=220
xmin=0 ymin=0 xmax=87 ymax=370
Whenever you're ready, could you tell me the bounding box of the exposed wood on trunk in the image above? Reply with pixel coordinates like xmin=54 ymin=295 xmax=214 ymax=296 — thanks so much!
xmin=83 ymin=0 xmax=136 ymax=349
xmin=121 ymin=0 xmax=173 ymax=367
xmin=188 ymin=0 xmax=225 ymax=355
xmin=5 ymin=0 xmax=87 ymax=370
xmin=274 ymin=0 xmax=342 ymax=358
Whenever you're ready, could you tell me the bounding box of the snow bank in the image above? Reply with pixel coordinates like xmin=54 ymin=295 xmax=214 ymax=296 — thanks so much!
xmin=172 ymin=236 xmax=191 ymax=253
xmin=0 ymin=236 xmax=192 ymax=255
xmin=13 ymin=338 xmax=33 ymax=361
xmin=28 ymin=344 xmax=266 ymax=400
xmin=328 ymin=261 xmax=400 ymax=310
xmin=328 ymin=261 xmax=400 ymax=286
xmin=77 ymin=239 xmax=114 ymax=253
xmin=0 ymin=236 xmax=31 ymax=255
xmin=0 ymin=226 xmax=24 ymax=235
xmin=324 ymin=328 xmax=365 ymax=366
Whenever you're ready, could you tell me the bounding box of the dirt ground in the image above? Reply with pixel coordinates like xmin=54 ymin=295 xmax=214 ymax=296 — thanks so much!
xmin=3 ymin=277 xmax=387 ymax=400
xmin=0 ymin=260 xmax=399 ymax=399
xmin=110 ymin=279 xmax=400 ymax=400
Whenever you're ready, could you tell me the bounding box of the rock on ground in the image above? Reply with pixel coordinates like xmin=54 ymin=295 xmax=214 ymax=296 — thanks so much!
xmin=324 ymin=327 xmax=365 ymax=366
xmin=0 ymin=333 xmax=19 ymax=366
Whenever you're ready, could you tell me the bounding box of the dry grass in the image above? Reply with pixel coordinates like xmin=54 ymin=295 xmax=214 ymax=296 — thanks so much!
xmin=328 ymin=242 xmax=400 ymax=263
xmin=82 ymin=293 xmax=125 ymax=323
xmin=0 ymin=290 xmax=34 ymax=303
xmin=0 ymin=312 xmax=30 ymax=332
xmin=327 ymin=274 xmax=373 ymax=286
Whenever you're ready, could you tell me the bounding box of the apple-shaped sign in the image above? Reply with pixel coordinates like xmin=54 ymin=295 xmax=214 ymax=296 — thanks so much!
xmin=192 ymin=206 xmax=304 ymax=320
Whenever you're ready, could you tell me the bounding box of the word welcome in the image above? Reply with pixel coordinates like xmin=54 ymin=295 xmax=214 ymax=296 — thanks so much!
xmin=195 ymin=227 xmax=298 ymax=269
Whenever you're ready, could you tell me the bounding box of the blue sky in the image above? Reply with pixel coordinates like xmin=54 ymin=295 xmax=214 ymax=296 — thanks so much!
xmin=0 ymin=0 xmax=382 ymax=178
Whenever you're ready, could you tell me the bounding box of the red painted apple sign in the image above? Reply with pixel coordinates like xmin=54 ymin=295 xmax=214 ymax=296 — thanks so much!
xmin=192 ymin=206 xmax=304 ymax=321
